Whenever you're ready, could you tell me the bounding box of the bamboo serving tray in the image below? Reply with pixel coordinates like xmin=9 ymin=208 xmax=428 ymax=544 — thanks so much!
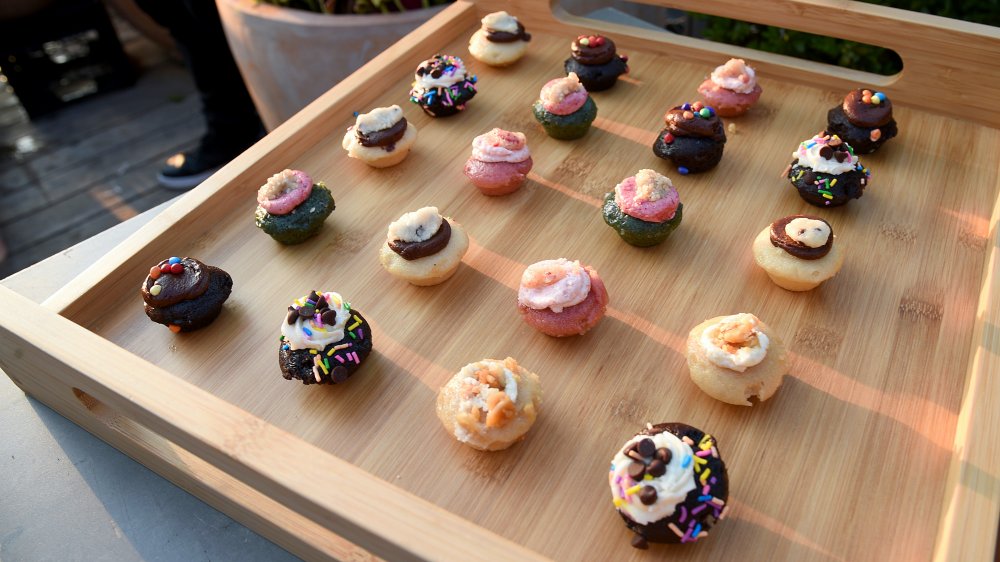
xmin=2 ymin=1 xmax=1000 ymax=560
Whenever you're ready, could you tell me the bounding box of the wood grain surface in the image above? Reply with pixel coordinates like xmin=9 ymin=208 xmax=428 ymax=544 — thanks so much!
xmin=2 ymin=1 xmax=999 ymax=560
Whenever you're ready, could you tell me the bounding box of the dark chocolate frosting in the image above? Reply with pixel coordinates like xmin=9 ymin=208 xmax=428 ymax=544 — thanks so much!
xmin=843 ymin=88 xmax=892 ymax=127
xmin=486 ymin=21 xmax=530 ymax=43
xmin=664 ymin=105 xmax=726 ymax=142
xmin=571 ymin=34 xmax=616 ymax=65
xmin=357 ymin=117 xmax=407 ymax=148
xmin=142 ymin=257 xmax=211 ymax=308
xmin=770 ymin=215 xmax=833 ymax=260
xmin=388 ymin=218 xmax=451 ymax=261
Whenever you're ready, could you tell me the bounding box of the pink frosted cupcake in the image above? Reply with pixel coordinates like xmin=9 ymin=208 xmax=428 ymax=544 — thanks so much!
xmin=517 ymin=258 xmax=608 ymax=337
xmin=697 ymin=59 xmax=762 ymax=118
xmin=463 ymin=128 xmax=533 ymax=196
xmin=531 ymin=73 xmax=598 ymax=140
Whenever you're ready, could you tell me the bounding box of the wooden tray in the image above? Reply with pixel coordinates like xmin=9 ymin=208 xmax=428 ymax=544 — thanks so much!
xmin=2 ymin=1 xmax=999 ymax=560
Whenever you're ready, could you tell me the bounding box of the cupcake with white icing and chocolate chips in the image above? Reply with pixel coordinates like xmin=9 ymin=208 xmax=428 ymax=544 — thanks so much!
xmin=341 ymin=105 xmax=417 ymax=168
xmin=610 ymin=423 xmax=729 ymax=549
xmin=686 ymin=313 xmax=787 ymax=406
xmin=468 ymin=11 xmax=531 ymax=67
xmin=141 ymin=256 xmax=232 ymax=333
xmin=278 ymin=291 xmax=373 ymax=385
xmin=378 ymin=206 xmax=470 ymax=286
xmin=785 ymin=132 xmax=870 ymax=207
xmin=409 ymin=55 xmax=477 ymax=118
xmin=753 ymin=215 xmax=845 ymax=291
xmin=436 ymin=357 xmax=542 ymax=451
xmin=602 ymin=169 xmax=683 ymax=247
xmin=254 ymin=169 xmax=335 ymax=244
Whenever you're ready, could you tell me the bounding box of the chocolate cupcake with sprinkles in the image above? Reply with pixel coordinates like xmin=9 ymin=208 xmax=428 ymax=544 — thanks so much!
xmin=609 ymin=422 xmax=729 ymax=549
xmin=409 ymin=54 xmax=477 ymax=118
xmin=826 ymin=88 xmax=897 ymax=154
xmin=652 ymin=102 xmax=726 ymax=175
xmin=785 ymin=132 xmax=870 ymax=207
xmin=278 ymin=291 xmax=373 ymax=385
xmin=141 ymin=256 xmax=232 ymax=333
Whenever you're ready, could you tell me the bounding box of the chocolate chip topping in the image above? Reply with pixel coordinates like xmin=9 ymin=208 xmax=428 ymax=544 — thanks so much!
xmin=639 ymin=486 xmax=658 ymax=505
xmin=843 ymin=89 xmax=892 ymax=127
xmin=664 ymin=106 xmax=726 ymax=142
xmin=387 ymin=218 xmax=452 ymax=261
xmin=770 ymin=215 xmax=833 ymax=260
xmin=142 ymin=258 xmax=211 ymax=308
xmin=627 ymin=461 xmax=646 ymax=481
xmin=286 ymin=307 xmax=298 ymax=325
xmin=571 ymin=35 xmax=616 ymax=65
xmin=637 ymin=438 xmax=656 ymax=458
xmin=485 ymin=21 xmax=531 ymax=43
xmin=357 ymin=117 xmax=408 ymax=148
xmin=647 ymin=459 xmax=666 ymax=478
xmin=655 ymin=447 xmax=672 ymax=464
xmin=321 ymin=310 xmax=338 ymax=325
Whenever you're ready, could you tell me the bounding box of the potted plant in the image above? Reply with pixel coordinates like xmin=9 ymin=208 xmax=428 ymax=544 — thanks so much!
xmin=217 ymin=0 xmax=452 ymax=130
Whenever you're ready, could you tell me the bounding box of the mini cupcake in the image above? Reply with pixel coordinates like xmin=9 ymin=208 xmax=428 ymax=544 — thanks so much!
xmin=696 ymin=58 xmax=762 ymax=117
xmin=408 ymin=54 xmax=477 ymax=118
xmin=436 ymin=357 xmax=542 ymax=451
xmin=141 ymin=256 xmax=233 ymax=333
xmin=254 ymin=169 xmax=335 ymax=244
xmin=785 ymin=132 xmax=870 ymax=207
xmin=517 ymin=258 xmax=608 ymax=337
xmin=563 ymin=34 xmax=629 ymax=91
xmin=753 ymin=215 xmax=845 ymax=291
xmin=378 ymin=206 xmax=470 ymax=286
xmin=826 ymin=88 xmax=898 ymax=154
xmin=602 ymin=169 xmax=682 ymax=247
xmin=686 ymin=313 xmax=787 ymax=406
xmin=532 ymin=73 xmax=598 ymax=140
xmin=652 ymin=102 xmax=726 ymax=174
xmin=468 ymin=11 xmax=531 ymax=67
xmin=341 ymin=105 xmax=417 ymax=168
xmin=463 ymin=128 xmax=533 ymax=196
xmin=610 ymin=422 xmax=729 ymax=548
xmin=278 ymin=290 xmax=373 ymax=385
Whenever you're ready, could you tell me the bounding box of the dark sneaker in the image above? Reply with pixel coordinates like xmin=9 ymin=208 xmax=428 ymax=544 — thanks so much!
xmin=157 ymin=129 xmax=264 ymax=190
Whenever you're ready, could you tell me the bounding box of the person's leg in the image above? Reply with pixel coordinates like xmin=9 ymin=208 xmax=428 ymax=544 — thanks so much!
xmin=135 ymin=0 xmax=264 ymax=189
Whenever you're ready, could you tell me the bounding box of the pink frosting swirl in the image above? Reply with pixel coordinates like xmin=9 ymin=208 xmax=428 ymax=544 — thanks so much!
xmin=710 ymin=58 xmax=757 ymax=94
xmin=614 ymin=169 xmax=680 ymax=223
xmin=257 ymin=169 xmax=313 ymax=215
xmin=517 ymin=258 xmax=591 ymax=313
xmin=539 ymin=73 xmax=588 ymax=115
xmin=470 ymin=128 xmax=530 ymax=163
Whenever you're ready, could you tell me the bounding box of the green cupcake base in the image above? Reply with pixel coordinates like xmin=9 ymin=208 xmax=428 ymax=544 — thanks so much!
xmin=255 ymin=183 xmax=335 ymax=245
xmin=602 ymin=192 xmax=683 ymax=247
xmin=532 ymin=97 xmax=598 ymax=140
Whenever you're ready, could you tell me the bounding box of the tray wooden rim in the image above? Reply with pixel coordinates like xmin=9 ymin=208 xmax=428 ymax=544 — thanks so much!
xmin=1 ymin=1 xmax=998 ymax=560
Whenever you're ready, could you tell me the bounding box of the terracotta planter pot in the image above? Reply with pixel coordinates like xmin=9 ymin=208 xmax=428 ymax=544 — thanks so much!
xmin=216 ymin=0 xmax=445 ymax=130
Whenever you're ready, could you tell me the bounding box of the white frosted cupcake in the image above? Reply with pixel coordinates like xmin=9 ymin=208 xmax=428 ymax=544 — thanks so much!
xmin=752 ymin=215 xmax=845 ymax=291
xmin=342 ymin=105 xmax=417 ymax=168
xmin=378 ymin=206 xmax=469 ymax=286
xmin=468 ymin=11 xmax=531 ymax=67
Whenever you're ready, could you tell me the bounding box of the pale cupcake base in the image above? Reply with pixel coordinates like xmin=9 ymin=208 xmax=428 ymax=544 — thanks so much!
xmin=436 ymin=357 xmax=542 ymax=451
xmin=686 ymin=317 xmax=787 ymax=406
xmin=378 ymin=219 xmax=469 ymax=286
xmin=752 ymin=227 xmax=845 ymax=291
xmin=342 ymin=123 xmax=418 ymax=168
xmin=468 ymin=30 xmax=528 ymax=66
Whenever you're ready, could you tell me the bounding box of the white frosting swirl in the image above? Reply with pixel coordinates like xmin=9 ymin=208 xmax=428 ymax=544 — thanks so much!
xmin=387 ymin=206 xmax=443 ymax=243
xmin=414 ymin=57 xmax=467 ymax=89
xmin=710 ymin=58 xmax=757 ymax=94
xmin=518 ymin=259 xmax=590 ymax=313
xmin=793 ymin=134 xmax=858 ymax=174
xmin=470 ymin=129 xmax=530 ymax=163
xmin=481 ymin=11 xmax=519 ymax=33
xmin=609 ymin=431 xmax=697 ymax=525
xmin=699 ymin=313 xmax=769 ymax=372
xmin=280 ymin=291 xmax=351 ymax=351
xmin=785 ymin=217 xmax=830 ymax=248
xmin=356 ymin=105 xmax=403 ymax=134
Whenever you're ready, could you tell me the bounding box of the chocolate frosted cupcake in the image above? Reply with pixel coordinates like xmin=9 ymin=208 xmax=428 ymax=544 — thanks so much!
xmin=826 ymin=88 xmax=897 ymax=154
xmin=342 ymin=105 xmax=417 ymax=168
xmin=141 ymin=256 xmax=233 ymax=333
xmin=468 ymin=11 xmax=531 ymax=67
xmin=753 ymin=215 xmax=845 ymax=291
xmin=378 ymin=206 xmax=470 ymax=286
xmin=278 ymin=291 xmax=373 ymax=385
xmin=564 ymin=34 xmax=628 ymax=91
xmin=652 ymin=102 xmax=726 ymax=174
xmin=785 ymin=132 xmax=870 ymax=207
xmin=602 ymin=169 xmax=683 ymax=247
xmin=254 ymin=169 xmax=335 ymax=244
xmin=610 ymin=423 xmax=729 ymax=548
xmin=408 ymin=55 xmax=477 ymax=118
